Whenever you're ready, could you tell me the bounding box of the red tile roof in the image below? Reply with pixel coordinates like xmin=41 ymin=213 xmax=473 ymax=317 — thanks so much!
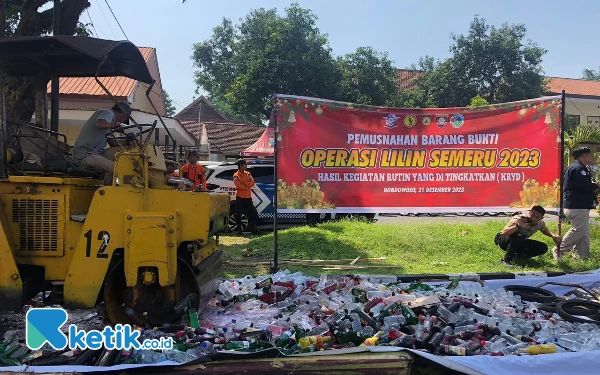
xmin=546 ymin=77 xmax=600 ymax=97
xmin=174 ymin=96 xmax=230 ymax=122
xmin=181 ymin=121 xmax=265 ymax=156
xmin=46 ymin=47 xmax=154 ymax=98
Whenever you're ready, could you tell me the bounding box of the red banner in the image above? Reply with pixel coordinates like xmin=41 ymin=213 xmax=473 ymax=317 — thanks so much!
xmin=273 ymin=95 xmax=563 ymax=214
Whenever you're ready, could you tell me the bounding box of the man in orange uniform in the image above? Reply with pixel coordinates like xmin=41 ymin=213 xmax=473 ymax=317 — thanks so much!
xmin=233 ymin=159 xmax=260 ymax=235
xmin=164 ymin=156 xmax=180 ymax=179
xmin=181 ymin=150 xmax=206 ymax=192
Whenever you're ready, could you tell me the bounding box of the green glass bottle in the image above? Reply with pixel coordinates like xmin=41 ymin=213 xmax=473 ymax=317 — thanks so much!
xmin=336 ymin=330 xmax=366 ymax=346
xmin=293 ymin=324 xmax=306 ymax=339
xmin=447 ymin=275 xmax=462 ymax=290
xmin=219 ymin=340 xmax=271 ymax=351
xmin=377 ymin=302 xmax=399 ymax=321
xmin=0 ymin=355 xmax=21 ymax=367
xmin=401 ymin=304 xmax=418 ymax=325
xmin=188 ymin=308 xmax=200 ymax=329
xmin=351 ymin=307 xmax=379 ymax=330
xmin=174 ymin=342 xmax=201 ymax=352
xmin=276 ymin=328 xmax=295 ymax=348
xmin=351 ymin=288 xmax=368 ymax=303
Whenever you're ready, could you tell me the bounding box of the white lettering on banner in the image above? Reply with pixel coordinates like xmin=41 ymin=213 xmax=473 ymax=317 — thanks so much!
xmin=318 ymin=173 xmax=343 ymax=182
xmin=412 ymin=173 xmax=435 ymax=182
xmin=386 ymin=173 xmax=411 ymax=182
xmin=445 ymin=173 xmax=496 ymax=182
xmin=421 ymin=135 xmax=465 ymax=145
xmin=343 ymin=173 xmax=386 ymax=182
xmin=347 ymin=134 xmax=418 ymax=145
xmin=467 ymin=134 xmax=499 ymax=144
xmin=384 ymin=187 xmax=417 ymax=193
xmin=500 ymin=173 xmax=522 ymax=181
xmin=315 ymin=173 xmax=505 ymax=183
xmin=346 ymin=133 xmax=500 ymax=146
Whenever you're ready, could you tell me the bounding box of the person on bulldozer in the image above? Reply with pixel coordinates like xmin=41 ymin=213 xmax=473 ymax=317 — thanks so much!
xmin=181 ymin=150 xmax=206 ymax=192
xmin=72 ymin=101 xmax=133 ymax=185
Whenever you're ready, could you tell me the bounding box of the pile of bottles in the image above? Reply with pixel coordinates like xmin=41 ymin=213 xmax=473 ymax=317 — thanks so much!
xmin=2 ymin=270 xmax=600 ymax=366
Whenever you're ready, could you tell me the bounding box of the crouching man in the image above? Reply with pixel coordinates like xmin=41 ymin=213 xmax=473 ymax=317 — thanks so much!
xmin=494 ymin=205 xmax=562 ymax=267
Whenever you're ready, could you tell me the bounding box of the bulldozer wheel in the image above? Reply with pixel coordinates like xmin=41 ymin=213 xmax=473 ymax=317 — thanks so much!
xmin=103 ymin=256 xmax=200 ymax=326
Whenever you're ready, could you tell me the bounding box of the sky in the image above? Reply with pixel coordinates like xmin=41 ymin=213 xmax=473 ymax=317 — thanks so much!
xmin=84 ymin=0 xmax=600 ymax=113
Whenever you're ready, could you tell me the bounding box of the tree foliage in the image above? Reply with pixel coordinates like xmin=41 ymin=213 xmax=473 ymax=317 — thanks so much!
xmin=191 ymin=3 xmax=340 ymax=124
xmin=4 ymin=0 xmax=91 ymax=122
xmin=583 ymin=68 xmax=600 ymax=81
xmin=191 ymin=6 xmax=551 ymax=121
xmin=414 ymin=16 xmax=548 ymax=107
xmin=470 ymin=94 xmax=489 ymax=107
xmin=162 ymin=90 xmax=177 ymax=117
xmin=335 ymin=46 xmax=400 ymax=107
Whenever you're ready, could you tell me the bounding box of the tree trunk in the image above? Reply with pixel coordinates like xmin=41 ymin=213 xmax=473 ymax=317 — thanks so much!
xmin=7 ymin=0 xmax=90 ymax=124
xmin=34 ymin=88 xmax=46 ymax=127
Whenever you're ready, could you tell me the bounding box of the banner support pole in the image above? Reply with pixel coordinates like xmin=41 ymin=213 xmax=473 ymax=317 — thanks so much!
xmin=270 ymin=98 xmax=280 ymax=274
xmin=558 ymin=90 xmax=566 ymax=239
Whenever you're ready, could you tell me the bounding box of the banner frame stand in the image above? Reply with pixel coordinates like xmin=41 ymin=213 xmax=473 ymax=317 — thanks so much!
xmin=270 ymin=98 xmax=280 ymax=274
xmin=558 ymin=90 xmax=566 ymax=238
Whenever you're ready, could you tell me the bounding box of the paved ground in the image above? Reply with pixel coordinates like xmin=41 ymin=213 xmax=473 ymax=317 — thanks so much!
xmin=256 ymin=211 xmax=599 ymax=230
xmin=377 ymin=211 xmax=599 ymax=224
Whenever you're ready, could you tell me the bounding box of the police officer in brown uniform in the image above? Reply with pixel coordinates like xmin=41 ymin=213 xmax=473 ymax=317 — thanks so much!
xmin=494 ymin=205 xmax=562 ymax=267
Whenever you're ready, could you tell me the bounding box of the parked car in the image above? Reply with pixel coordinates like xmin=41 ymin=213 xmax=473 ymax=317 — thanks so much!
xmin=203 ymin=160 xmax=377 ymax=232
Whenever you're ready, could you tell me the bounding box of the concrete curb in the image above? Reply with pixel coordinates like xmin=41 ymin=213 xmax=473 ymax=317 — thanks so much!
xmin=359 ymin=272 xmax=567 ymax=283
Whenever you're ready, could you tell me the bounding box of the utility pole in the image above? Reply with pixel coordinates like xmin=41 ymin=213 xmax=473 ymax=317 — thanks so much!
xmin=50 ymin=0 xmax=60 ymax=135
xmin=197 ymin=101 xmax=202 ymax=149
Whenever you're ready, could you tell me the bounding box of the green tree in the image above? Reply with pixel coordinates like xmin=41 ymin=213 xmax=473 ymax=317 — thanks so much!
xmin=4 ymin=0 xmax=91 ymax=122
xmin=162 ymin=90 xmax=177 ymax=117
xmin=582 ymin=68 xmax=600 ymax=81
xmin=190 ymin=3 xmax=340 ymax=124
xmin=415 ymin=16 xmax=548 ymax=107
xmin=335 ymin=46 xmax=401 ymax=107
xmin=564 ymin=125 xmax=600 ymax=166
xmin=470 ymin=94 xmax=489 ymax=107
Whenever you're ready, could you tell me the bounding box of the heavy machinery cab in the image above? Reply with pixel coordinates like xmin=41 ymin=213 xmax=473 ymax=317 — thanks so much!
xmin=0 ymin=35 xmax=171 ymax=182
xmin=0 ymin=36 xmax=230 ymax=326
xmin=7 ymin=118 xmax=102 ymax=179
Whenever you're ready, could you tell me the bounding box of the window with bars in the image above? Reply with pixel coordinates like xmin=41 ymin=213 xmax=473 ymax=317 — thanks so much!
xmin=566 ymin=114 xmax=580 ymax=131
xmin=587 ymin=116 xmax=600 ymax=127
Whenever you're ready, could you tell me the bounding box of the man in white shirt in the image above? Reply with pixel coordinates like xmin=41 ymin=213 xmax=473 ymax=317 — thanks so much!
xmin=72 ymin=101 xmax=131 ymax=185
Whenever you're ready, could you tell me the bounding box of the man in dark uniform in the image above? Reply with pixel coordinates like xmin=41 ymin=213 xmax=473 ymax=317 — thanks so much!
xmin=554 ymin=147 xmax=600 ymax=260
xmin=494 ymin=205 xmax=562 ymax=267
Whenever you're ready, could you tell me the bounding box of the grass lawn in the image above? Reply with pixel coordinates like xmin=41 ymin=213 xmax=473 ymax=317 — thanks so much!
xmin=218 ymin=218 xmax=600 ymax=278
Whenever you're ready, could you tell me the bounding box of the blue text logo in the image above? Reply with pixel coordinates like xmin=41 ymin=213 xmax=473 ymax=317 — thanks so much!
xmin=26 ymin=308 xmax=173 ymax=351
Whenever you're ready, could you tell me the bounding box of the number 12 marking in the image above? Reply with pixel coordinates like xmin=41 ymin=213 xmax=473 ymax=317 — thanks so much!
xmin=84 ymin=229 xmax=110 ymax=259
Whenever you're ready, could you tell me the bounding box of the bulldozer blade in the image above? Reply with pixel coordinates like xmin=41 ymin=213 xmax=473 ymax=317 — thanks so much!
xmin=172 ymin=293 xmax=198 ymax=314
xmin=194 ymin=249 xmax=224 ymax=314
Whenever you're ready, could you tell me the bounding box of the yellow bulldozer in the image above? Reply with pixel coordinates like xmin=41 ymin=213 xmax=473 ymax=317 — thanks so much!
xmin=0 ymin=35 xmax=230 ymax=326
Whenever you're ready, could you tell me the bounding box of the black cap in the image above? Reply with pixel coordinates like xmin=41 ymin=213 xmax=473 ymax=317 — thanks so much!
xmin=529 ymin=205 xmax=545 ymax=215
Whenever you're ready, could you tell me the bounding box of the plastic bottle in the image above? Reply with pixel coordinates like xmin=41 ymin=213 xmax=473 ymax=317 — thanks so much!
xmin=307 ymin=322 xmax=330 ymax=336
xmin=298 ymin=335 xmax=332 ymax=350
xmin=360 ymin=331 xmax=383 ymax=346
xmin=487 ymin=337 xmax=507 ymax=352
xmin=164 ymin=349 xmax=197 ymax=364
xmin=498 ymin=342 xmax=528 ymax=355
xmin=437 ymin=304 xmax=458 ymax=323
xmin=521 ymin=344 xmax=557 ymax=355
